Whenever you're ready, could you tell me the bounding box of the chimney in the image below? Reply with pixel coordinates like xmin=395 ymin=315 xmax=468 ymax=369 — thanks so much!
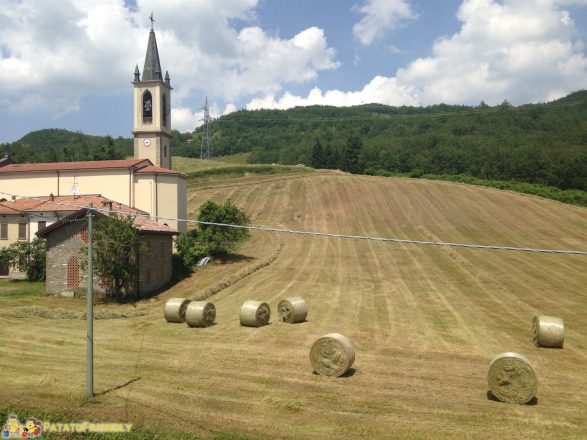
xmin=11 ymin=195 xmax=16 ymax=203
xmin=50 ymin=193 xmax=55 ymax=202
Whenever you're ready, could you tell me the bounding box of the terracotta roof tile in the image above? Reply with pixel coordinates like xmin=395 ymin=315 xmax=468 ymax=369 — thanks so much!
xmin=0 ymin=194 xmax=137 ymax=213
xmin=135 ymin=165 xmax=186 ymax=177
xmin=0 ymin=198 xmax=45 ymax=212
xmin=0 ymin=203 xmax=22 ymax=215
xmin=0 ymin=159 xmax=152 ymax=173
xmin=32 ymin=195 xmax=178 ymax=236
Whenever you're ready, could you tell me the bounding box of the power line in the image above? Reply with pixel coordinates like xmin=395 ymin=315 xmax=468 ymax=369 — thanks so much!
xmin=2 ymin=191 xmax=586 ymax=256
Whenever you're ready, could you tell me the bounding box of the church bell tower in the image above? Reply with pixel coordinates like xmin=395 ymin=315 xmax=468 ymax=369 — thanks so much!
xmin=133 ymin=18 xmax=172 ymax=169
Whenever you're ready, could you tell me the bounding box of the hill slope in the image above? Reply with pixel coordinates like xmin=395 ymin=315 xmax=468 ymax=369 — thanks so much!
xmin=1 ymin=128 xmax=132 ymax=163
xmin=183 ymin=90 xmax=587 ymax=191
xmin=2 ymin=170 xmax=587 ymax=439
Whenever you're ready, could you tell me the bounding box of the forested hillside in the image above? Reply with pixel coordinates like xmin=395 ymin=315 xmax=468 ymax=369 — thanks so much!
xmin=0 ymin=129 xmax=132 ymax=163
xmin=182 ymin=90 xmax=587 ymax=191
xmin=2 ymin=91 xmax=586 ymax=191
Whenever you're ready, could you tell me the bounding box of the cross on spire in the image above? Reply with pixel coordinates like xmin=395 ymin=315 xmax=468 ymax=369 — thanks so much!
xmin=149 ymin=12 xmax=154 ymax=30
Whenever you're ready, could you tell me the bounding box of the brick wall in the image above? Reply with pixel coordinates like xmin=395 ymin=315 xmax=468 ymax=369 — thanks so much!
xmin=45 ymin=219 xmax=174 ymax=297
xmin=45 ymin=218 xmax=102 ymax=296
xmin=138 ymin=234 xmax=174 ymax=295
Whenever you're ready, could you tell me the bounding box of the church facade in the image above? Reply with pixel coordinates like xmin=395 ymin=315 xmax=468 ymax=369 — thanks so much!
xmin=0 ymin=25 xmax=187 ymax=239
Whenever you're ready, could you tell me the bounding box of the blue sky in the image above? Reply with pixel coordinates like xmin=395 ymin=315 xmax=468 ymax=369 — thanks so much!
xmin=1 ymin=0 xmax=587 ymax=143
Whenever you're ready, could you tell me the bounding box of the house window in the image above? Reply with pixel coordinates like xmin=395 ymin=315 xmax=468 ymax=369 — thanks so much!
xmin=67 ymin=256 xmax=80 ymax=288
xmin=80 ymin=224 xmax=88 ymax=244
xmin=18 ymin=223 xmax=26 ymax=240
xmin=38 ymin=221 xmax=46 ymax=232
xmin=0 ymin=224 xmax=7 ymax=240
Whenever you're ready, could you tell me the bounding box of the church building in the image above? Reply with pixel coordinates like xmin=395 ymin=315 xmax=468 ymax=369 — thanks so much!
xmin=0 ymin=24 xmax=187 ymax=236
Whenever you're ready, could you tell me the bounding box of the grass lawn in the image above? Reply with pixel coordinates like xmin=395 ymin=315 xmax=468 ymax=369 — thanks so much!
xmin=0 ymin=279 xmax=44 ymax=302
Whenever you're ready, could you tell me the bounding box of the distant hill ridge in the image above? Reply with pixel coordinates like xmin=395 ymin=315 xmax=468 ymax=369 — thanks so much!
xmin=196 ymin=90 xmax=587 ymax=191
xmin=1 ymin=129 xmax=133 ymax=164
xmin=2 ymin=91 xmax=586 ymax=191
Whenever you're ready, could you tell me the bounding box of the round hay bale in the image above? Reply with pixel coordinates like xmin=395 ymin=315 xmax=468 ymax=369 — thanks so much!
xmin=487 ymin=352 xmax=538 ymax=404
xmin=533 ymin=315 xmax=564 ymax=348
xmin=240 ymin=300 xmax=271 ymax=327
xmin=310 ymin=333 xmax=355 ymax=377
xmin=278 ymin=297 xmax=308 ymax=323
xmin=185 ymin=301 xmax=216 ymax=328
xmin=164 ymin=298 xmax=191 ymax=323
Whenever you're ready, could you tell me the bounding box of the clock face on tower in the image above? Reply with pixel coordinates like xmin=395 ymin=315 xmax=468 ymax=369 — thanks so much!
xmin=143 ymin=138 xmax=151 ymax=146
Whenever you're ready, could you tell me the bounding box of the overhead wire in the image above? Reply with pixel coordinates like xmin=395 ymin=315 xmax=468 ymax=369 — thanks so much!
xmin=2 ymin=191 xmax=586 ymax=256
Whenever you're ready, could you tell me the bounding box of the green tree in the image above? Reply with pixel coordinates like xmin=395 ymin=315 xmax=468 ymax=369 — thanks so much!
xmin=341 ymin=133 xmax=363 ymax=174
xmin=0 ymin=238 xmax=46 ymax=281
xmin=311 ymin=138 xmax=324 ymax=168
xmin=91 ymin=214 xmax=145 ymax=300
xmin=197 ymin=200 xmax=250 ymax=257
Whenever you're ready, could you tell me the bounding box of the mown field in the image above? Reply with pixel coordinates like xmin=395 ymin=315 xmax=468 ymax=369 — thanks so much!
xmin=1 ymin=162 xmax=586 ymax=439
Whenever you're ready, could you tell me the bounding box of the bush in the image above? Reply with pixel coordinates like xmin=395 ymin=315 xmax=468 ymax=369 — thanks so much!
xmin=173 ymin=231 xmax=208 ymax=278
xmin=422 ymin=174 xmax=587 ymax=207
xmin=410 ymin=168 xmax=424 ymax=178
xmin=0 ymin=238 xmax=46 ymax=281
xmin=197 ymin=200 xmax=250 ymax=258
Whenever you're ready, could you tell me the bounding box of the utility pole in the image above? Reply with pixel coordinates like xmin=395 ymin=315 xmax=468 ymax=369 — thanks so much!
xmin=86 ymin=203 xmax=94 ymax=398
xmin=200 ymin=96 xmax=212 ymax=159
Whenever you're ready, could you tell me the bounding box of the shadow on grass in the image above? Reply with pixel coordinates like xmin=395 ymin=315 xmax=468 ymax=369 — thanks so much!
xmin=486 ymin=390 xmax=538 ymax=405
xmin=216 ymin=253 xmax=256 ymax=264
xmin=312 ymin=367 xmax=356 ymax=378
xmin=94 ymin=377 xmax=141 ymax=397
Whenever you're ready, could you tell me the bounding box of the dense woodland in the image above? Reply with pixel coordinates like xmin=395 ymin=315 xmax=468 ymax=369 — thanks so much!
xmin=2 ymin=90 xmax=586 ymax=192
xmin=191 ymin=90 xmax=587 ymax=191
xmin=1 ymin=129 xmax=132 ymax=163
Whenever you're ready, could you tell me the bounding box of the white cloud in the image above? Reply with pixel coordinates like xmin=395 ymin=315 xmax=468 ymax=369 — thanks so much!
xmin=212 ymin=26 xmax=339 ymax=99
xmin=0 ymin=0 xmax=143 ymax=112
xmin=246 ymin=76 xmax=418 ymax=109
xmin=223 ymin=103 xmax=237 ymax=115
xmin=252 ymin=0 xmax=587 ymax=110
xmin=172 ymin=106 xmax=201 ymax=133
xmin=172 ymin=101 xmax=237 ymax=132
xmin=353 ymin=0 xmax=417 ymax=45
xmin=0 ymin=0 xmax=339 ymax=116
xmin=2 ymin=0 xmax=586 ymax=136
xmin=394 ymin=0 xmax=587 ymax=105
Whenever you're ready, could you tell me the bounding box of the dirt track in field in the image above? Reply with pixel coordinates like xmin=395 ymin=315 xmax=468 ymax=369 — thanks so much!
xmin=1 ymin=171 xmax=587 ymax=439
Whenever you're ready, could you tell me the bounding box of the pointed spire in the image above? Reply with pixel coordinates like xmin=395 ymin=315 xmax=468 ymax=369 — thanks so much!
xmin=134 ymin=65 xmax=140 ymax=82
xmin=165 ymin=70 xmax=170 ymax=85
xmin=142 ymin=27 xmax=163 ymax=81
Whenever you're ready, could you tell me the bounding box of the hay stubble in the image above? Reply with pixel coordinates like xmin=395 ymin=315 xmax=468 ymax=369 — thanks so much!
xmin=2 ymin=171 xmax=587 ymax=439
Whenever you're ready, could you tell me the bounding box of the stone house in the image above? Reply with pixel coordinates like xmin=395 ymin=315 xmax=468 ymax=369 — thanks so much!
xmin=37 ymin=203 xmax=178 ymax=297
